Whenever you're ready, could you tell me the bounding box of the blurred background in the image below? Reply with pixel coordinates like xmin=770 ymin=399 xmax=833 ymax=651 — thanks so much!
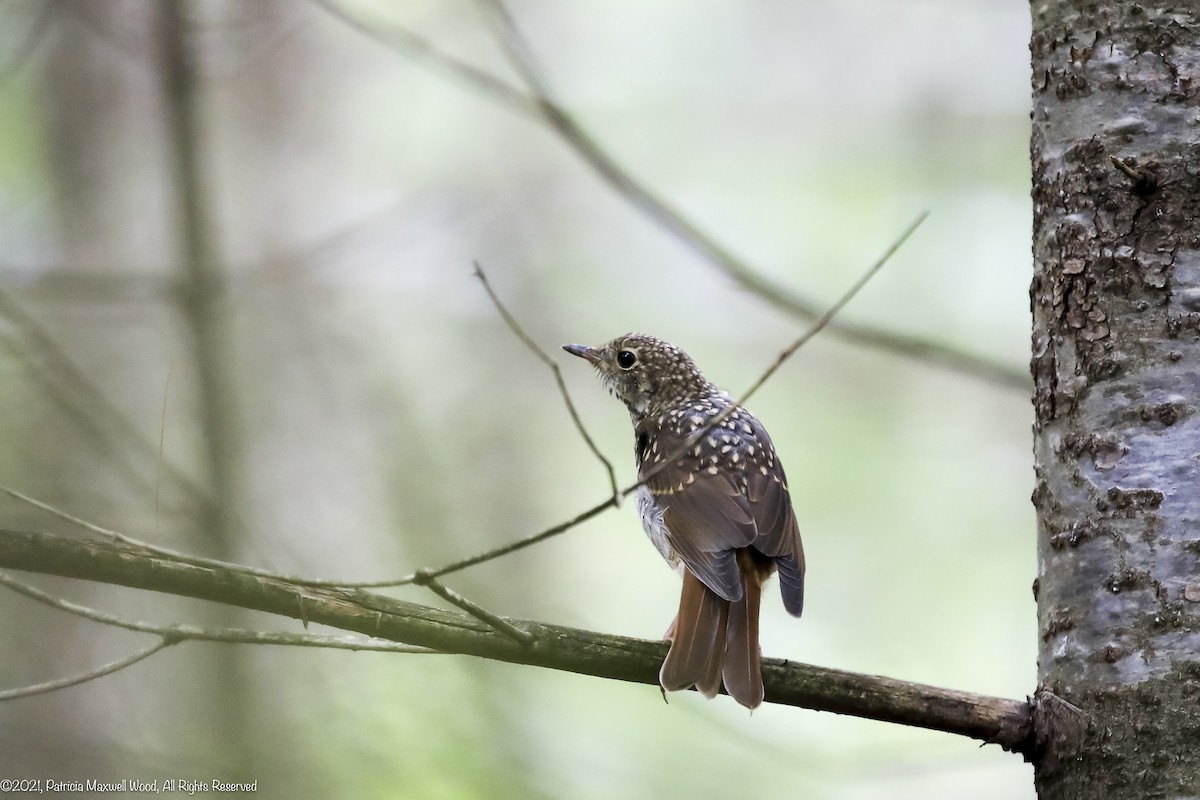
xmin=0 ymin=0 xmax=1034 ymax=797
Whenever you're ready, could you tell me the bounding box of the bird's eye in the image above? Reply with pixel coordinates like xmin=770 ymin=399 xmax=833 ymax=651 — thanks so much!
xmin=617 ymin=350 xmax=638 ymax=370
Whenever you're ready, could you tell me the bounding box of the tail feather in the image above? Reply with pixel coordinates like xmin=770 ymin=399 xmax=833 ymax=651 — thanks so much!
xmin=722 ymin=572 xmax=764 ymax=709
xmin=660 ymin=567 xmax=765 ymax=710
xmin=694 ymin=599 xmax=729 ymax=698
xmin=660 ymin=571 xmax=726 ymax=695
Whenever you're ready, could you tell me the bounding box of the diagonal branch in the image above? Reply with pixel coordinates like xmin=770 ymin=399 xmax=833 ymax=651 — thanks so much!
xmin=400 ymin=212 xmax=922 ymax=584
xmin=2 ymin=218 xmax=909 ymax=600
xmin=472 ymin=261 xmax=619 ymax=504
xmin=411 ymin=569 xmax=533 ymax=644
xmin=0 ymin=527 xmax=1035 ymax=755
xmin=311 ymin=0 xmax=1028 ymax=391
xmin=0 ymin=638 xmax=173 ymax=701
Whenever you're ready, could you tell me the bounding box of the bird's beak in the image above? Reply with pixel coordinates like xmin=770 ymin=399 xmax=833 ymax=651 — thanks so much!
xmin=562 ymin=344 xmax=602 ymax=364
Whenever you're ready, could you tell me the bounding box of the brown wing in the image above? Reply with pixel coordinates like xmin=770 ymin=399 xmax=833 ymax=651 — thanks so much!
xmin=746 ymin=462 xmax=805 ymax=617
xmin=640 ymin=420 xmax=757 ymax=603
xmin=657 ymin=472 xmax=757 ymax=602
xmin=642 ymin=413 xmax=805 ymax=616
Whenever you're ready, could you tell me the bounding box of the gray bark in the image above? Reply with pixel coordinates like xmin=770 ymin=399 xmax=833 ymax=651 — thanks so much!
xmin=1030 ymin=1 xmax=1200 ymax=795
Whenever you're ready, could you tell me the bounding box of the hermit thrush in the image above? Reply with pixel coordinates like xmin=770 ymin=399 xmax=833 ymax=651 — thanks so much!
xmin=564 ymin=333 xmax=804 ymax=709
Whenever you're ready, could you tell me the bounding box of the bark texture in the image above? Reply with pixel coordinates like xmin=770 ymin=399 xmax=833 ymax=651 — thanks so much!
xmin=1030 ymin=2 xmax=1200 ymax=796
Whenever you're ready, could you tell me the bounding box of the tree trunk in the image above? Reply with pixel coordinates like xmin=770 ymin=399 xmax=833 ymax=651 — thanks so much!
xmin=1030 ymin=2 xmax=1200 ymax=795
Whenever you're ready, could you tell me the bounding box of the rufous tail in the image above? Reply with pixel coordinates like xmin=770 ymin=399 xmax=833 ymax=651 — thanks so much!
xmin=659 ymin=570 xmax=763 ymax=709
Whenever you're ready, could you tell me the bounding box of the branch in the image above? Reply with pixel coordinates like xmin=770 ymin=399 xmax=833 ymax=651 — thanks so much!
xmin=0 ymin=528 xmax=1034 ymax=754
xmin=407 ymin=212 xmax=920 ymax=583
xmin=475 ymin=0 xmax=1028 ymax=391
xmin=472 ymin=261 xmax=619 ymax=504
xmin=311 ymin=0 xmax=1028 ymax=391
xmin=3 ymin=216 xmax=907 ymax=606
xmin=0 ymin=639 xmax=172 ymax=701
xmin=0 ymin=570 xmax=434 ymax=701
xmin=0 ymin=571 xmax=434 ymax=655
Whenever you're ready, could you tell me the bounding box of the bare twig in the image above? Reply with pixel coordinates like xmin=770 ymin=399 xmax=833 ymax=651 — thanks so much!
xmin=393 ymin=489 xmax=618 ymax=584
xmin=0 ymin=571 xmax=435 ymax=654
xmin=0 ymin=638 xmax=172 ymax=701
xmin=473 ymin=261 xmax=619 ymax=504
xmin=0 ymin=527 xmax=1037 ymax=754
xmin=0 ymin=482 xmax=424 ymax=590
xmin=737 ymin=213 xmax=928 ymax=405
xmin=0 ymin=484 xmax=339 ymax=587
xmin=473 ymin=0 xmax=1031 ymax=389
xmin=310 ymin=0 xmax=1027 ymax=390
xmin=409 ymin=213 xmax=923 ymax=583
xmin=412 ymin=569 xmax=533 ymax=644
xmin=1 ymin=214 xmax=915 ymax=594
xmin=0 ymin=566 xmax=436 ymax=702
xmin=2 ymin=483 xmax=191 ymax=556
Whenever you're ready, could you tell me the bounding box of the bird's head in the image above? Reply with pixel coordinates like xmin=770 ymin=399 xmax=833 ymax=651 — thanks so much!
xmin=563 ymin=333 xmax=715 ymax=421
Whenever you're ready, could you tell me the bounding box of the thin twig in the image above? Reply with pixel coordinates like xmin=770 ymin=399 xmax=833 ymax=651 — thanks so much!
xmin=0 ymin=483 xmax=416 ymax=590
xmin=397 ymin=489 xmax=619 ymax=584
xmin=474 ymin=0 xmax=1026 ymax=391
xmin=2 ymin=484 xmax=183 ymax=554
xmin=0 ymin=638 xmax=172 ymax=701
xmin=0 ymin=568 xmax=438 ymax=702
xmin=737 ymin=213 xmax=928 ymax=404
xmin=0 ymin=570 xmax=436 ymax=654
xmin=412 ymin=570 xmax=533 ymax=644
xmin=310 ymin=0 xmax=1027 ymax=390
xmin=0 ymin=215 xmax=916 ymax=594
xmin=0 ymin=484 xmax=398 ymax=589
xmin=0 ymin=484 xmax=306 ymax=582
xmin=472 ymin=261 xmax=619 ymax=505
xmin=409 ymin=213 xmax=924 ymax=583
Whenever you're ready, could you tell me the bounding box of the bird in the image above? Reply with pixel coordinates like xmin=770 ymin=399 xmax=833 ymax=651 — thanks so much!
xmin=563 ymin=333 xmax=804 ymax=709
